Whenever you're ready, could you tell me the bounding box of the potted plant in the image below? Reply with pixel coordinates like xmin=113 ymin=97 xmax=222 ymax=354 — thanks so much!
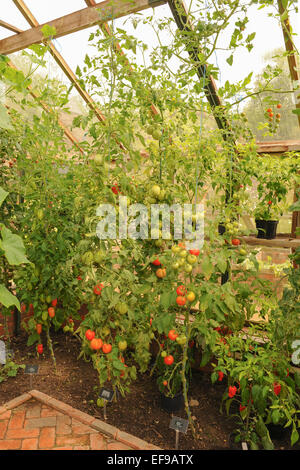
xmin=254 ymin=200 xmax=282 ymax=239
xmin=252 ymin=154 xmax=296 ymax=240
xmin=158 ymin=368 xmax=185 ymax=413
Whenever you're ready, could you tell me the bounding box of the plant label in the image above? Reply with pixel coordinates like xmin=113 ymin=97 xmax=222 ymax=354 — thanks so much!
xmin=242 ymin=442 xmax=248 ymax=450
xmin=169 ymin=416 xmax=189 ymax=434
xmin=24 ymin=365 xmax=39 ymax=375
xmin=99 ymin=387 xmax=114 ymax=402
xmin=0 ymin=341 xmax=6 ymax=365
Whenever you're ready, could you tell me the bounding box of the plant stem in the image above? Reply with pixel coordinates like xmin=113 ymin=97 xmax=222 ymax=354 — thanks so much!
xmin=182 ymin=306 xmax=196 ymax=438
xmin=46 ymin=326 xmax=57 ymax=373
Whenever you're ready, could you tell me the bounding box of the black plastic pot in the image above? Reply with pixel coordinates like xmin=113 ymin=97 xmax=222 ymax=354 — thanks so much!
xmin=218 ymin=223 xmax=226 ymax=236
xmin=266 ymin=423 xmax=290 ymax=441
xmin=255 ymin=220 xmax=279 ymax=240
xmin=160 ymin=392 xmax=185 ymax=413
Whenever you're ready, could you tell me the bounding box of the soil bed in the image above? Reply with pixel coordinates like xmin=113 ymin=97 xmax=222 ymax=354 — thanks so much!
xmin=0 ymin=331 xmax=299 ymax=451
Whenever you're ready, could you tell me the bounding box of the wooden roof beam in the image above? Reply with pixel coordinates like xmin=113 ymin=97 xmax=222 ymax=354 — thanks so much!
xmin=10 ymin=0 xmax=106 ymax=124
xmin=0 ymin=0 xmax=166 ymax=55
xmin=167 ymin=0 xmax=233 ymax=141
xmin=0 ymin=20 xmax=23 ymax=34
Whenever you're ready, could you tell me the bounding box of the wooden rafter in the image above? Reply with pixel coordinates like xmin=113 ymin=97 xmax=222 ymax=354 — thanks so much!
xmin=0 ymin=0 xmax=166 ymax=55
xmin=168 ymin=0 xmax=231 ymax=137
xmin=0 ymin=19 xmax=23 ymax=34
xmin=10 ymin=0 xmax=106 ymax=124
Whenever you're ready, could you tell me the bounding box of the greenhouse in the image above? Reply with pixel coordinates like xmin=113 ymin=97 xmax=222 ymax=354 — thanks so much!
xmin=0 ymin=0 xmax=299 ymax=452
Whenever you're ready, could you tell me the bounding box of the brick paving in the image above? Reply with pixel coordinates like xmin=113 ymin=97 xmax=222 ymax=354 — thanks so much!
xmin=0 ymin=390 xmax=160 ymax=451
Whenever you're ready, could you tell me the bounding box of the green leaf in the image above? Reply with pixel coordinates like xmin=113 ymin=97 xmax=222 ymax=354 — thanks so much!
xmin=160 ymin=290 xmax=176 ymax=309
xmin=28 ymin=44 xmax=48 ymax=57
xmin=0 ymin=103 xmax=13 ymax=130
xmin=0 ymin=284 xmax=20 ymax=310
xmin=27 ymin=332 xmax=40 ymax=347
xmin=292 ymin=108 xmax=300 ymax=115
xmin=291 ymin=427 xmax=299 ymax=446
xmin=41 ymin=24 xmax=57 ymax=39
xmin=0 ymin=186 xmax=8 ymax=207
xmin=261 ymin=435 xmax=274 ymax=450
xmin=0 ymin=226 xmax=29 ymax=265
xmin=202 ymin=256 xmax=214 ymax=279
xmin=226 ymin=55 xmax=233 ymax=66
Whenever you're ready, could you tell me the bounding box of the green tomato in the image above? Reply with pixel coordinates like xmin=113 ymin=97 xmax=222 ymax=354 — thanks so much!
xmin=116 ymin=302 xmax=128 ymax=315
xmin=176 ymin=335 xmax=187 ymax=345
xmin=94 ymin=250 xmax=105 ymax=264
xmin=81 ymin=251 xmax=94 ymax=265
xmin=118 ymin=340 xmax=127 ymax=351
xmin=151 ymin=185 xmax=161 ymax=198
xmin=179 ymin=250 xmax=187 ymax=258
xmin=172 ymin=262 xmax=179 ymax=270
xmin=94 ymin=154 xmax=103 ymax=165
xmin=155 ymin=239 xmax=163 ymax=248
xmin=161 ymin=351 xmax=167 ymax=358
xmin=152 ymin=130 xmax=161 ymax=140
xmin=37 ymin=209 xmax=44 ymax=220
xmin=171 ymin=245 xmax=180 ymax=254
xmin=157 ymin=190 xmax=166 ymax=201
xmin=184 ymin=264 xmax=193 ymax=273
xmin=177 ymin=258 xmax=185 ymax=266
xmin=187 ymin=254 xmax=197 ymax=265
xmin=102 ymin=327 xmax=110 ymax=337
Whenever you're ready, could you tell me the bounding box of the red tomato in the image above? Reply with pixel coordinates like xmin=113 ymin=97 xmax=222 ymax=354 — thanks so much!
xmin=112 ymin=185 xmax=120 ymax=195
xmin=51 ymin=298 xmax=58 ymax=307
xmin=176 ymin=296 xmax=186 ymax=306
xmin=156 ymin=268 xmax=166 ymax=278
xmin=85 ymin=329 xmax=95 ymax=341
xmin=120 ymin=364 xmax=128 ymax=378
xmin=36 ymin=324 xmax=42 ymax=335
xmin=163 ymin=380 xmax=168 ymax=386
xmin=176 ymin=285 xmax=186 ymax=296
xmin=231 ymin=239 xmax=241 ymax=246
xmin=102 ymin=343 xmax=112 ymax=354
xmin=189 ymin=249 xmax=200 ymax=256
xmin=37 ymin=344 xmax=43 ymax=354
xmin=48 ymin=307 xmax=55 ymax=318
xmin=273 ymin=382 xmax=281 ymax=396
xmin=93 ymin=283 xmax=104 ymax=295
xmin=168 ymin=329 xmax=178 ymax=341
xmin=164 ymin=355 xmax=174 ymax=366
xmin=90 ymin=338 xmax=103 ymax=350
xmin=152 ymin=259 xmax=161 ymax=266
xmin=276 ymin=103 xmax=282 ymax=109
xmin=228 ymin=386 xmax=237 ymax=398
xmin=21 ymin=303 xmax=27 ymax=314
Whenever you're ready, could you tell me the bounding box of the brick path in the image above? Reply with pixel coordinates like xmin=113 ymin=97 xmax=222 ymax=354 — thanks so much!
xmin=0 ymin=390 xmax=160 ymax=451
